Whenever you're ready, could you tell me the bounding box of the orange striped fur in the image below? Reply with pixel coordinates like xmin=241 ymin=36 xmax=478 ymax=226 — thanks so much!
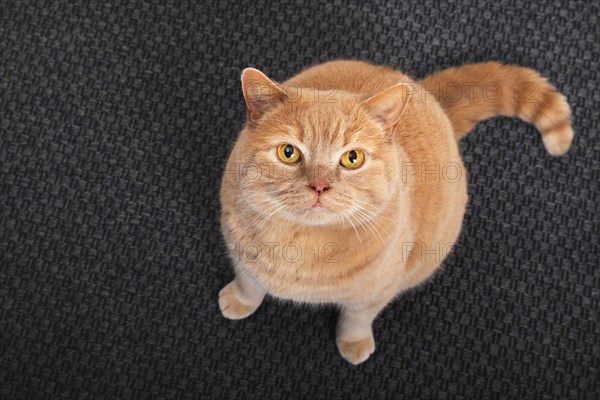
xmin=421 ymin=62 xmax=573 ymax=154
xmin=218 ymin=60 xmax=574 ymax=364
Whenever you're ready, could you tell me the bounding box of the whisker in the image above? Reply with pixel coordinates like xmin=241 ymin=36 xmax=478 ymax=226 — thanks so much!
xmin=355 ymin=203 xmax=391 ymax=229
xmin=351 ymin=208 xmax=379 ymax=243
xmin=342 ymin=209 xmax=364 ymax=252
xmin=352 ymin=198 xmax=385 ymax=211
xmin=233 ymin=194 xmax=257 ymax=206
xmin=232 ymin=192 xmax=269 ymax=206
xmin=255 ymin=203 xmax=288 ymax=232
xmin=352 ymin=207 xmax=387 ymax=248
xmin=352 ymin=199 xmax=393 ymax=222
xmin=353 ymin=205 xmax=390 ymax=234
xmin=237 ymin=201 xmax=282 ymax=237
xmin=350 ymin=201 xmax=394 ymax=235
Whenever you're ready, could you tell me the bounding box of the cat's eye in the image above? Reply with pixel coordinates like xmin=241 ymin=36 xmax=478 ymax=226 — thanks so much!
xmin=276 ymin=144 xmax=302 ymax=164
xmin=340 ymin=149 xmax=365 ymax=169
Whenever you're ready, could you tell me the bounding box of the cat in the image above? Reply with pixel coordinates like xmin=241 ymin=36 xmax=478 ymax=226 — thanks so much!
xmin=218 ymin=60 xmax=573 ymax=365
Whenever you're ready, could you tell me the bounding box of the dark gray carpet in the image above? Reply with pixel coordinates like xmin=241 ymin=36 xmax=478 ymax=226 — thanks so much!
xmin=1 ymin=1 xmax=599 ymax=399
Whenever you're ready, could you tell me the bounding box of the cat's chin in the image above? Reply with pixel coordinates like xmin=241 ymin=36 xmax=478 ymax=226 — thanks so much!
xmin=275 ymin=205 xmax=338 ymax=227
xmin=295 ymin=206 xmax=341 ymax=227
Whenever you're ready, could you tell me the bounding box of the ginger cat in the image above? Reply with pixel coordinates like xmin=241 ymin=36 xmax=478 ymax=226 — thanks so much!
xmin=218 ymin=60 xmax=573 ymax=365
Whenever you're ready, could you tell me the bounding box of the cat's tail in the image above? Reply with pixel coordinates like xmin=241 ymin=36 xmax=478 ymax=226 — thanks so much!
xmin=419 ymin=62 xmax=573 ymax=155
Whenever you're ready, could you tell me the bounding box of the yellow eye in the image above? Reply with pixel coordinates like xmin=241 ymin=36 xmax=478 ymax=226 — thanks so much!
xmin=340 ymin=149 xmax=365 ymax=169
xmin=276 ymin=144 xmax=302 ymax=164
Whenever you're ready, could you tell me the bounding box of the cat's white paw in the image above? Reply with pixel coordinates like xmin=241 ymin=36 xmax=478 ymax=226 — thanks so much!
xmin=218 ymin=281 xmax=259 ymax=320
xmin=336 ymin=334 xmax=375 ymax=365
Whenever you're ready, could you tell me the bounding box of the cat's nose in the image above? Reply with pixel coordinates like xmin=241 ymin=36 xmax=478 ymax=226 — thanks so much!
xmin=308 ymin=181 xmax=331 ymax=195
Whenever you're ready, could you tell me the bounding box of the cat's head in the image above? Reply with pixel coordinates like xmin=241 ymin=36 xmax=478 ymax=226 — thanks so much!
xmin=233 ymin=68 xmax=410 ymax=227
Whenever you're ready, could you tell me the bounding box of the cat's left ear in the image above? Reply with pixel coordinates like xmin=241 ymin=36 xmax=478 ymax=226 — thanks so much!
xmin=362 ymin=83 xmax=412 ymax=133
xmin=241 ymin=68 xmax=287 ymax=121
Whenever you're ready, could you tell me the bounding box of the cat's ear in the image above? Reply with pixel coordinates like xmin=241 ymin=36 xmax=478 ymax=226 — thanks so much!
xmin=241 ymin=68 xmax=287 ymax=121
xmin=362 ymin=83 xmax=412 ymax=133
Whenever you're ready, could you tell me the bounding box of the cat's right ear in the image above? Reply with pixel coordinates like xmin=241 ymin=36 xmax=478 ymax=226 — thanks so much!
xmin=241 ymin=68 xmax=287 ymax=121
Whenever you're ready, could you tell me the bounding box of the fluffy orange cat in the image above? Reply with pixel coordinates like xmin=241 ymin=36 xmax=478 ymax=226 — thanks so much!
xmin=218 ymin=60 xmax=573 ymax=364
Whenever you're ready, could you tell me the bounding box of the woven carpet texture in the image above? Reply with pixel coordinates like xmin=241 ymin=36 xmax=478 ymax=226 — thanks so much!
xmin=1 ymin=1 xmax=599 ymax=399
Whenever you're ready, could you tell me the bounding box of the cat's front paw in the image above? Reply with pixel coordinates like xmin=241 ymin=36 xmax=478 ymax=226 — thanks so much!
xmin=218 ymin=281 xmax=259 ymax=320
xmin=336 ymin=334 xmax=375 ymax=365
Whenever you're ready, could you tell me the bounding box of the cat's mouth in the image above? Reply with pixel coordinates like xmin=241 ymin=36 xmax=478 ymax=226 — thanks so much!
xmin=311 ymin=200 xmax=324 ymax=209
xmin=289 ymin=199 xmax=349 ymax=227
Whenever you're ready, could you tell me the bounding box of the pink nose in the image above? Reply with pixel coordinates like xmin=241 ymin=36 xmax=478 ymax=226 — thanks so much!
xmin=308 ymin=181 xmax=330 ymax=195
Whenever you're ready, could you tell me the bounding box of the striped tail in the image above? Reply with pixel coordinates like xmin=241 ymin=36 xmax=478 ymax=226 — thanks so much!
xmin=420 ymin=62 xmax=574 ymax=155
